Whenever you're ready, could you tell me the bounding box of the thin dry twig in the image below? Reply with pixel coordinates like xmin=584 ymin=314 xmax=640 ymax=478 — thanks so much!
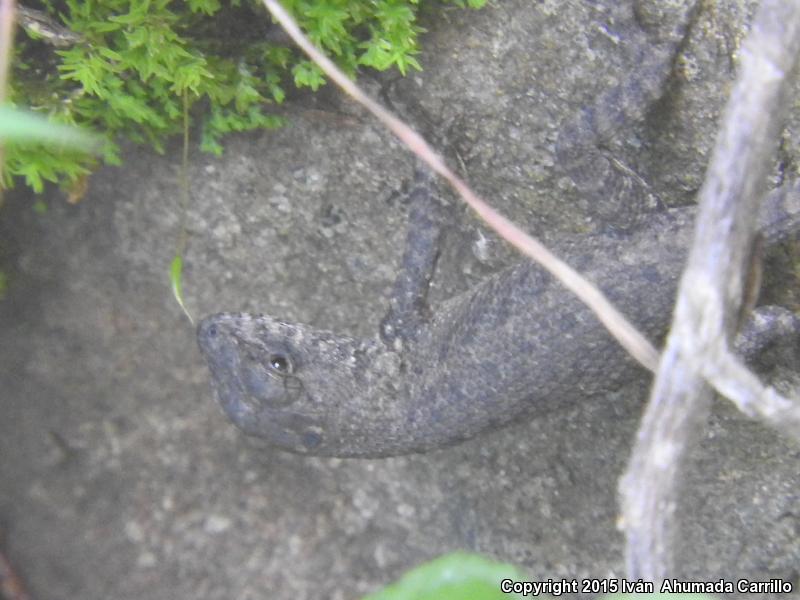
xmin=0 ymin=0 xmax=16 ymax=194
xmin=0 ymin=0 xmax=13 ymax=101
xmin=619 ymin=0 xmax=800 ymax=581
xmin=705 ymin=347 xmax=800 ymax=433
xmin=14 ymin=5 xmax=82 ymax=47
xmin=260 ymin=0 xmax=660 ymax=372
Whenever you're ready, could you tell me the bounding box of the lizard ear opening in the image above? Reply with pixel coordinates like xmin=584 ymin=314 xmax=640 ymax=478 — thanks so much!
xmin=300 ymin=429 xmax=324 ymax=450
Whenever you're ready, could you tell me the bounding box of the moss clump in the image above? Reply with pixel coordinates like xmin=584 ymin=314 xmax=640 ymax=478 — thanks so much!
xmin=5 ymin=0 xmax=485 ymax=194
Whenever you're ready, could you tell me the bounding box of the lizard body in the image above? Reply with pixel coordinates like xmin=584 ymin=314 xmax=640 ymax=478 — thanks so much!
xmin=197 ymin=181 xmax=800 ymax=457
xmin=197 ymin=1 xmax=800 ymax=457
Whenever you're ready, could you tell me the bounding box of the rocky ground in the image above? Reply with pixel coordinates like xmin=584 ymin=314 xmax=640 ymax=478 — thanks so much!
xmin=1 ymin=1 xmax=799 ymax=598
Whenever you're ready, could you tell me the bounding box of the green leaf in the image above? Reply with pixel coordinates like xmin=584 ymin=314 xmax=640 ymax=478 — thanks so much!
xmin=0 ymin=106 xmax=102 ymax=152
xmin=91 ymin=20 xmax=124 ymax=33
xmin=187 ymin=0 xmax=221 ymax=15
xmin=101 ymin=140 xmax=123 ymax=165
xmin=124 ymin=27 xmax=149 ymax=49
xmin=170 ymin=255 xmax=194 ymax=324
xmin=362 ymin=553 xmax=526 ymax=600
xmin=263 ymin=45 xmax=291 ymax=69
xmin=292 ymin=61 xmax=325 ymax=91
xmin=98 ymin=47 xmax=124 ymax=62
xmin=375 ymin=2 xmax=415 ymax=28
xmin=107 ymin=94 xmax=164 ymax=126
xmin=303 ymin=2 xmax=350 ymax=54
xmin=266 ymin=72 xmax=286 ymax=103
xmin=200 ymin=133 xmax=224 ymax=155
xmin=169 ymin=57 xmax=214 ymax=95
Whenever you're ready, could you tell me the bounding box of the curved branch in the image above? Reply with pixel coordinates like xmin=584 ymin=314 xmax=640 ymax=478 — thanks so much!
xmin=619 ymin=0 xmax=800 ymax=580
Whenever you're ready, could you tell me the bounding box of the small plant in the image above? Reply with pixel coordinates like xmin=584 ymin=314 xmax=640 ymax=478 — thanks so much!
xmin=361 ymin=553 xmax=717 ymax=600
xmin=362 ymin=553 xmax=525 ymax=600
xmin=5 ymin=0 xmax=486 ymax=194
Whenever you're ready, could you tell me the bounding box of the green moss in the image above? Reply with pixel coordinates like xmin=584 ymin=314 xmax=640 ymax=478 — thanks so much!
xmin=6 ymin=0 xmax=486 ymax=193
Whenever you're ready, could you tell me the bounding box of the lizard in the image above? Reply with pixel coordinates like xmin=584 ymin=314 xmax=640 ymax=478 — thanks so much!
xmin=197 ymin=173 xmax=800 ymax=457
xmin=196 ymin=1 xmax=800 ymax=457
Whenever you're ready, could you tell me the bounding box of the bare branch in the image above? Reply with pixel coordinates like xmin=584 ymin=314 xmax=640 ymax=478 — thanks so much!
xmin=0 ymin=0 xmax=14 ymax=102
xmin=706 ymin=349 xmax=800 ymax=434
xmin=15 ymin=5 xmax=83 ymax=47
xmin=0 ymin=0 xmax=15 ymax=199
xmin=620 ymin=0 xmax=800 ymax=581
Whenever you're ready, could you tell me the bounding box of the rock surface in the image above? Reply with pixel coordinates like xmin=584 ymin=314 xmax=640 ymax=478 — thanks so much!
xmin=1 ymin=1 xmax=799 ymax=598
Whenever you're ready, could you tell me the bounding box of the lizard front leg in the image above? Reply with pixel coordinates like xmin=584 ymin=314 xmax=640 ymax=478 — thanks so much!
xmin=379 ymin=168 xmax=448 ymax=347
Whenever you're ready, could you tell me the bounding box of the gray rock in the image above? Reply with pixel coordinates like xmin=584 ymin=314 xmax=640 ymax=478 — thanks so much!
xmin=1 ymin=1 xmax=798 ymax=598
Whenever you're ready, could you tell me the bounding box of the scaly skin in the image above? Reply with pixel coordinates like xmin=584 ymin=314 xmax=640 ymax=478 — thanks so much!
xmin=197 ymin=181 xmax=800 ymax=457
xmin=197 ymin=1 xmax=799 ymax=457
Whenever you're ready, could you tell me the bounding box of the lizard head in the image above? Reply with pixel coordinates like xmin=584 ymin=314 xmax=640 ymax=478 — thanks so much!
xmin=197 ymin=312 xmax=400 ymax=456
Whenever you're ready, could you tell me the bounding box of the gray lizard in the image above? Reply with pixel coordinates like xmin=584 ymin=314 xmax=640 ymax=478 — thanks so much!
xmin=197 ymin=174 xmax=800 ymax=457
xmin=196 ymin=1 xmax=800 ymax=457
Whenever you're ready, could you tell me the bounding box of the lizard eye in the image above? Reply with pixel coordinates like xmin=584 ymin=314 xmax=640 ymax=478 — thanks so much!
xmin=239 ymin=350 xmax=301 ymax=407
xmin=269 ymin=353 xmax=292 ymax=374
